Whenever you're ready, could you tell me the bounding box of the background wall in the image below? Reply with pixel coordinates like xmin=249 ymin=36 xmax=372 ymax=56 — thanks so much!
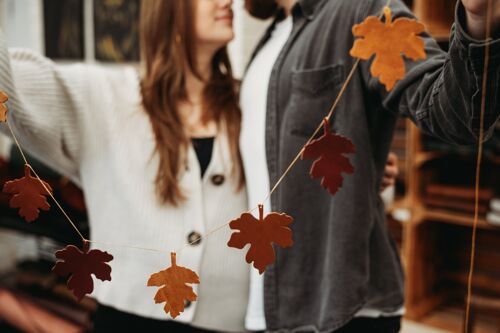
xmin=0 ymin=0 xmax=269 ymax=157
xmin=229 ymin=0 xmax=269 ymax=77
xmin=0 ymin=0 xmax=269 ymax=77
xmin=0 ymin=0 xmax=44 ymax=52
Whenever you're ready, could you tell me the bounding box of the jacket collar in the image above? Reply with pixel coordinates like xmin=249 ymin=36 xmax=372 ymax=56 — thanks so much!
xmin=295 ymin=0 xmax=329 ymax=20
xmin=244 ymin=0 xmax=328 ymax=73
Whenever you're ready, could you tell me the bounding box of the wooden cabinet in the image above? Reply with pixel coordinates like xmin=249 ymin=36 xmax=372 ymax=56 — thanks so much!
xmin=394 ymin=122 xmax=500 ymax=332
xmin=387 ymin=1 xmax=500 ymax=332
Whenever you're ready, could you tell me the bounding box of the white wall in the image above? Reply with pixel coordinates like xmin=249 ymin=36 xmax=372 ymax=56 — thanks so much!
xmin=0 ymin=0 xmax=269 ymax=75
xmin=229 ymin=0 xmax=269 ymax=78
xmin=0 ymin=0 xmax=269 ymax=155
xmin=0 ymin=0 xmax=44 ymax=52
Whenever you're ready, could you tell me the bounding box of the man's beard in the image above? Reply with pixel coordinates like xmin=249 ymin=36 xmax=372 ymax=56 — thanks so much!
xmin=244 ymin=0 xmax=278 ymax=20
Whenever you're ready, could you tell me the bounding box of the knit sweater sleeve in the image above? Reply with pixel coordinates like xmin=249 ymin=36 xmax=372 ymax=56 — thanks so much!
xmin=0 ymin=31 xmax=88 ymax=184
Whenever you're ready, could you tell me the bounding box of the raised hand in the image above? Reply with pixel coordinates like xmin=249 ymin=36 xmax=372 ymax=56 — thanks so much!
xmin=381 ymin=152 xmax=399 ymax=192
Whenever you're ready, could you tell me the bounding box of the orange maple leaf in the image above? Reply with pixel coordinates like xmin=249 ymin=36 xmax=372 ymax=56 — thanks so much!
xmin=52 ymin=241 xmax=113 ymax=301
xmin=350 ymin=6 xmax=426 ymax=91
xmin=227 ymin=205 xmax=293 ymax=274
xmin=148 ymin=252 xmax=200 ymax=319
xmin=301 ymin=119 xmax=355 ymax=196
xmin=2 ymin=165 xmax=52 ymax=222
xmin=0 ymin=91 xmax=8 ymax=122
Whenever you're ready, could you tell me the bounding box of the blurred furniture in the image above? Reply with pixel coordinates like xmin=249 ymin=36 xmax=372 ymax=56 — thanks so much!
xmin=0 ymin=287 xmax=87 ymax=333
xmin=0 ymin=146 xmax=93 ymax=332
xmin=0 ymin=146 xmax=89 ymax=244
xmin=387 ymin=1 xmax=500 ymax=332
xmin=466 ymin=295 xmax=500 ymax=333
xmin=413 ymin=0 xmax=455 ymax=41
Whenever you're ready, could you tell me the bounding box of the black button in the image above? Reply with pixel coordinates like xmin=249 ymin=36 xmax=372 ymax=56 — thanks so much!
xmin=185 ymin=300 xmax=192 ymax=308
xmin=211 ymin=174 xmax=225 ymax=186
xmin=188 ymin=231 xmax=202 ymax=246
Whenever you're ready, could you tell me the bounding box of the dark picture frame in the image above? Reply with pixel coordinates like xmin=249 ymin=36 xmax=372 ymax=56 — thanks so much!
xmin=43 ymin=0 xmax=85 ymax=60
xmin=93 ymin=0 xmax=141 ymax=62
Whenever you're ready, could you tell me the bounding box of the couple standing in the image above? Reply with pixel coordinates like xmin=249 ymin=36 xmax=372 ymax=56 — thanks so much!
xmin=0 ymin=0 xmax=498 ymax=332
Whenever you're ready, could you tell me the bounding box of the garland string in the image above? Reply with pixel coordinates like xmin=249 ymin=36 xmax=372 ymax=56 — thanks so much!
xmin=464 ymin=0 xmax=494 ymax=330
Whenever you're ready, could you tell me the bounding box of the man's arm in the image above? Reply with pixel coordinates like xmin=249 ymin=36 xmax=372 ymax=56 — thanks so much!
xmin=360 ymin=0 xmax=500 ymax=145
xmin=0 ymin=30 xmax=87 ymax=183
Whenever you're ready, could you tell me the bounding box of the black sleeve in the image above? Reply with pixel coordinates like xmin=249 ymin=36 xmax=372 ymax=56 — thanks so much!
xmin=359 ymin=0 xmax=500 ymax=145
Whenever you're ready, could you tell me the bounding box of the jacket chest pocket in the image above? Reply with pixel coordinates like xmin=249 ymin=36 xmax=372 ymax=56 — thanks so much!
xmin=285 ymin=64 xmax=345 ymax=137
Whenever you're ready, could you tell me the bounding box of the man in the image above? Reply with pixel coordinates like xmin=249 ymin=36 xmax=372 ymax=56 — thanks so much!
xmin=239 ymin=0 xmax=500 ymax=332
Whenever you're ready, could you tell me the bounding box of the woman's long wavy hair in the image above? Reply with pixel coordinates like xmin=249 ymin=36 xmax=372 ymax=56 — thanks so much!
xmin=140 ymin=0 xmax=243 ymax=206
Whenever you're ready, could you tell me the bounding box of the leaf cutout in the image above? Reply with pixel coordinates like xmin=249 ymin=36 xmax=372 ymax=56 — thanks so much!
xmin=350 ymin=6 xmax=426 ymax=91
xmin=147 ymin=252 xmax=200 ymax=319
xmin=3 ymin=165 xmax=52 ymax=222
xmin=301 ymin=119 xmax=355 ymax=196
xmin=227 ymin=205 xmax=293 ymax=274
xmin=0 ymin=91 xmax=8 ymax=122
xmin=52 ymin=241 xmax=113 ymax=301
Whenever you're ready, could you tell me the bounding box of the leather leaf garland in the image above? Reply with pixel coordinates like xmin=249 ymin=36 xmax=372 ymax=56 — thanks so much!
xmin=350 ymin=6 xmax=426 ymax=91
xmin=148 ymin=252 xmax=200 ymax=319
xmin=52 ymin=241 xmax=113 ymax=301
xmin=301 ymin=119 xmax=355 ymax=196
xmin=0 ymin=91 xmax=8 ymax=122
xmin=3 ymin=164 xmax=52 ymax=222
xmin=228 ymin=205 xmax=293 ymax=274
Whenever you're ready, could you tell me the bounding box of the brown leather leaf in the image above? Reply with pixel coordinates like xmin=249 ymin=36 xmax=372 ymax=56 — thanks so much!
xmin=227 ymin=205 xmax=293 ymax=274
xmin=350 ymin=6 xmax=426 ymax=91
xmin=52 ymin=241 xmax=113 ymax=302
xmin=2 ymin=165 xmax=52 ymax=222
xmin=301 ymin=119 xmax=355 ymax=196
xmin=0 ymin=91 xmax=8 ymax=122
xmin=148 ymin=252 xmax=200 ymax=319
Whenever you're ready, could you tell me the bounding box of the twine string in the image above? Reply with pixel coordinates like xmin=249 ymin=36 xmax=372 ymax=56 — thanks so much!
xmin=464 ymin=0 xmax=494 ymax=330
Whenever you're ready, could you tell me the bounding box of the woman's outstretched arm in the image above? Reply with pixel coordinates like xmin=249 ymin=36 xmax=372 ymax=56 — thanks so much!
xmin=0 ymin=30 xmax=90 ymax=184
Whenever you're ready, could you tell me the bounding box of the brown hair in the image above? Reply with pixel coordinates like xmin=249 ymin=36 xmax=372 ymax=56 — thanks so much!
xmin=140 ymin=0 xmax=243 ymax=206
xmin=244 ymin=0 xmax=278 ymax=20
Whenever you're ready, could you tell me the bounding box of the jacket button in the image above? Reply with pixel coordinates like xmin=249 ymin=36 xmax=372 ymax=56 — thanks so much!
xmin=211 ymin=174 xmax=225 ymax=186
xmin=188 ymin=231 xmax=202 ymax=246
xmin=185 ymin=300 xmax=192 ymax=309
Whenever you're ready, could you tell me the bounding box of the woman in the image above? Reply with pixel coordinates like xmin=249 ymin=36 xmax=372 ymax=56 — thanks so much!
xmin=0 ymin=0 xmax=251 ymax=332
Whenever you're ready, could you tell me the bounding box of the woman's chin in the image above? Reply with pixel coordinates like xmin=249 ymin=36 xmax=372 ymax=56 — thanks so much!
xmin=205 ymin=33 xmax=235 ymax=49
xmin=220 ymin=29 xmax=235 ymax=43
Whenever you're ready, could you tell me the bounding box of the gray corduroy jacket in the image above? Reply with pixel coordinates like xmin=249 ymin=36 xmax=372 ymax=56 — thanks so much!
xmin=248 ymin=0 xmax=500 ymax=332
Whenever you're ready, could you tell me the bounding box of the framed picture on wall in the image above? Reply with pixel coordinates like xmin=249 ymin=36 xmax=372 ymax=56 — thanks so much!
xmin=93 ymin=0 xmax=140 ymax=62
xmin=43 ymin=0 xmax=84 ymax=60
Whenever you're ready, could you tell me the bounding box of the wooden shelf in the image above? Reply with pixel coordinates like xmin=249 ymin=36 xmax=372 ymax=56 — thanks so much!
xmin=444 ymin=271 xmax=500 ymax=295
xmin=419 ymin=304 xmax=500 ymax=333
xmin=405 ymin=291 xmax=448 ymax=320
xmin=395 ymin=122 xmax=500 ymax=331
xmin=416 ymin=150 xmax=500 ymax=166
xmin=387 ymin=201 xmax=497 ymax=230
xmin=424 ymin=209 xmax=496 ymax=230
xmin=415 ymin=151 xmax=446 ymax=166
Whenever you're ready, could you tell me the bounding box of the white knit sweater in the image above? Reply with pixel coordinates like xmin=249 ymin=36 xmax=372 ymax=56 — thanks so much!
xmin=0 ymin=33 xmax=250 ymax=332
